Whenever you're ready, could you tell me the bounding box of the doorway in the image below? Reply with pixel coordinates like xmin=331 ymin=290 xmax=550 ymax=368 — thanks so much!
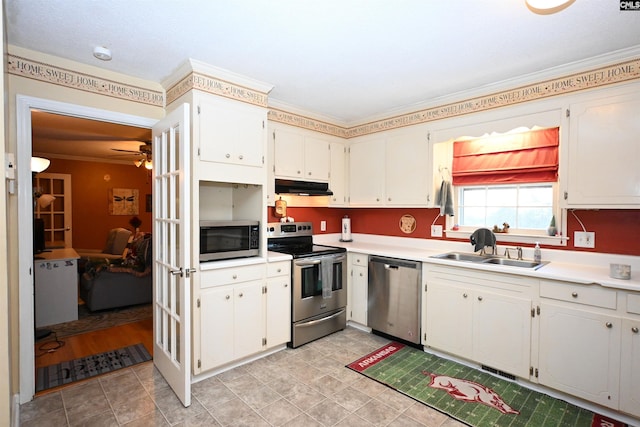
xmin=17 ymin=95 xmax=158 ymax=403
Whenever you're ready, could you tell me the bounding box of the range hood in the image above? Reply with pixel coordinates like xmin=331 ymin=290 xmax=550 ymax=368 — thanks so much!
xmin=275 ymin=179 xmax=333 ymax=196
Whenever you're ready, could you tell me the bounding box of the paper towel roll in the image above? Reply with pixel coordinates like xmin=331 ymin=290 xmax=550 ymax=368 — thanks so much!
xmin=340 ymin=216 xmax=352 ymax=242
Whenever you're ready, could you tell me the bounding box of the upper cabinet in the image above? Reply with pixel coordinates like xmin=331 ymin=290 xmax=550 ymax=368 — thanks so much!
xmin=273 ymin=127 xmax=330 ymax=182
xmin=349 ymin=128 xmax=432 ymax=207
xmin=563 ymin=88 xmax=640 ymax=208
xmin=328 ymin=141 xmax=347 ymax=206
xmin=196 ymin=92 xmax=268 ymax=185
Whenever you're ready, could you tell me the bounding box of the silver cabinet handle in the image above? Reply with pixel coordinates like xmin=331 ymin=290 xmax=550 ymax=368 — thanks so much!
xmin=632 ymin=327 xmax=639 ymax=334
xmin=463 ymin=293 xmax=468 ymax=298
xmin=477 ymin=296 xmax=483 ymax=301
xmin=239 ymin=155 xmax=243 ymax=160
xmin=225 ymin=295 xmax=230 ymax=300
xmin=238 ymin=292 xmax=244 ymax=298
xmin=232 ymin=274 xmax=238 ymax=279
xmin=225 ymin=153 xmax=231 ymax=158
xmin=606 ymin=322 xmax=613 ymax=328
xmin=277 ymin=268 xmax=282 ymax=273
xmin=571 ymin=292 xmax=578 ymax=298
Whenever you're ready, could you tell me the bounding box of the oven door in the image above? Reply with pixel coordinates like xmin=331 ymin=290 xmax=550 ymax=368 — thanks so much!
xmin=292 ymin=254 xmax=347 ymax=322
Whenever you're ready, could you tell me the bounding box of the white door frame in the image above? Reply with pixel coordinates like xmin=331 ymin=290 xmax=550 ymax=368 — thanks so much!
xmin=16 ymin=95 xmax=157 ymax=403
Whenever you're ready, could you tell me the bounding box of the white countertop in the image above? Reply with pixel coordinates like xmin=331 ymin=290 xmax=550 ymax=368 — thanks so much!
xmin=313 ymin=233 xmax=640 ymax=292
xmin=34 ymin=248 xmax=80 ymax=262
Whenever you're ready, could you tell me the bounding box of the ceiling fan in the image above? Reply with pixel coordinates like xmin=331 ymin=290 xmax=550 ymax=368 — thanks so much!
xmin=110 ymin=142 xmax=153 ymax=169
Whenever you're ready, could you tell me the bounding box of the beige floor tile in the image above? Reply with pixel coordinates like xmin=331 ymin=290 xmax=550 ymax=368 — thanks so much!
xmin=257 ymin=398 xmax=301 ymax=426
xmin=306 ymin=398 xmax=352 ymax=426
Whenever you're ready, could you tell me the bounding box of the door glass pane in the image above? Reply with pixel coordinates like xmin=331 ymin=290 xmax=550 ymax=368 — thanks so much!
xmin=175 ymin=320 xmax=181 ymax=363
xmin=168 ymin=316 xmax=173 ymax=355
xmin=301 ymin=266 xmax=320 ymax=298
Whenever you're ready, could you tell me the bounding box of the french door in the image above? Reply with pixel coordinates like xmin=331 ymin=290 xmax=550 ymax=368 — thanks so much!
xmin=152 ymin=104 xmax=192 ymax=406
xmin=34 ymin=172 xmax=72 ymax=248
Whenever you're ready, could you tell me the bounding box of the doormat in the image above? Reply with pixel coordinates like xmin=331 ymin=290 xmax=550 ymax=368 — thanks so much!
xmin=347 ymin=342 xmax=627 ymax=427
xmin=36 ymin=343 xmax=151 ymax=392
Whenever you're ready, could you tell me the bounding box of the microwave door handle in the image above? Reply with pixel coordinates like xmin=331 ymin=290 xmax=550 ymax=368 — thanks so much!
xmin=295 ymin=259 xmax=322 ymax=266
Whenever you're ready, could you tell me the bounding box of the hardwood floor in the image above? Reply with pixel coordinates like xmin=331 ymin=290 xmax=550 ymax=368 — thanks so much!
xmin=34 ymin=318 xmax=153 ymax=395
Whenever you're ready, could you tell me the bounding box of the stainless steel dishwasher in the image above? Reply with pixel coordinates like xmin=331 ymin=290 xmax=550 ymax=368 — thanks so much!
xmin=368 ymin=256 xmax=422 ymax=344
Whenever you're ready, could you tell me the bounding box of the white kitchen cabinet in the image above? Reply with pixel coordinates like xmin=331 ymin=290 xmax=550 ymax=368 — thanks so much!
xmin=385 ymin=130 xmax=431 ymax=206
xmin=423 ymin=266 xmax=533 ymax=378
xmin=194 ymin=92 xmax=267 ymax=184
xmin=265 ymin=261 xmax=291 ymax=347
xmin=564 ymin=90 xmax=640 ymax=207
xmin=329 ymin=141 xmax=347 ymax=206
xmin=349 ymin=130 xmax=432 ymax=207
xmin=349 ymin=138 xmax=386 ymax=205
xmin=348 ymin=253 xmax=368 ymax=326
xmin=620 ymin=316 xmax=640 ymax=418
xmin=273 ymin=127 xmax=330 ymax=182
xmin=538 ymin=280 xmax=620 ymax=409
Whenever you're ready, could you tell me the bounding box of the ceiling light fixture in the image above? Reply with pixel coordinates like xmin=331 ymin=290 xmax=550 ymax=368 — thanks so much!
xmin=525 ymin=0 xmax=576 ymax=14
xmin=93 ymin=46 xmax=112 ymax=61
xmin=144 ymin=160 xmax=153 ymax=170
xmin=31 ymin=156 xmax=51 ymax=173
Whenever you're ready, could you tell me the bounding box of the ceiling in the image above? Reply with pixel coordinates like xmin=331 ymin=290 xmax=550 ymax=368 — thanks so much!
xmin=7 ymin=1 xmax=640 ymax=160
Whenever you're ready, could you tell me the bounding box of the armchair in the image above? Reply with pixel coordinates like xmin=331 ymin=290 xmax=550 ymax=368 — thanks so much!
xmin=76 ymin=227 xmax=133 ymax=261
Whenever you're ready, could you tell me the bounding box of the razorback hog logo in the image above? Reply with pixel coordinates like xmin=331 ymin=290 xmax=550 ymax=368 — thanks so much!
xmin=422 ymin=370 xmax=520 ymax=415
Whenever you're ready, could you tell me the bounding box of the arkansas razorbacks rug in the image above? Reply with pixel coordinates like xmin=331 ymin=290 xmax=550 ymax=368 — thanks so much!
xmin=347 ymin=342 xmax=627 ymax=427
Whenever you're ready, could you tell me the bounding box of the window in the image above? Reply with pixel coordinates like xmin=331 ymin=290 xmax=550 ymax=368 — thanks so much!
xmin=458 ymin=183 xmax=554 ymax=232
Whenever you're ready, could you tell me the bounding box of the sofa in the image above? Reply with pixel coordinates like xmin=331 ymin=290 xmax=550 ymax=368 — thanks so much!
xmin=76 ymin=227 xmax=133 ymax=261
xmin=80 ymin=233 xmax=152 ymax=311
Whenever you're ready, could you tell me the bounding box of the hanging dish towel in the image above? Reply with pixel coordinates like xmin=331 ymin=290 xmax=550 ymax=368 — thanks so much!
xmin=436 ymin=180 xmax=454 ymax=216
xmin=321 ymin=257 xmax=333 ymax=299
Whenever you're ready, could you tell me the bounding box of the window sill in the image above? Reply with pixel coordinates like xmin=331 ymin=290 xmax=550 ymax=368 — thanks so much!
xmin=444 ymin=229 xmax=568 ymax=246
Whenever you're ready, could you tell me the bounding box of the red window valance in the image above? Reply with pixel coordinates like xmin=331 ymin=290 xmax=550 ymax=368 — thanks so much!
xmin=452 ymin=127 xmax=559 ymax=186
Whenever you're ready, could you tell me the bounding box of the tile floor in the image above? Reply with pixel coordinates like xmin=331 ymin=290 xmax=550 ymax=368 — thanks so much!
xmin=20 ymin=327 xmax=465 ymax=426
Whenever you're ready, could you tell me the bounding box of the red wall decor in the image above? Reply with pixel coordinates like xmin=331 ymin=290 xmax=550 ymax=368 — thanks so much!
xmin=44 ymin=158 xmax=153 ymax=250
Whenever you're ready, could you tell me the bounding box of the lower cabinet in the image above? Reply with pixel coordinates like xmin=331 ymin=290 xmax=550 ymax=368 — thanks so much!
xmin=196 ymin=261 xmax=291 ymax=374
xmin=423 ymin=266 xmax=533 ymax=379
xmin=620 ymin=316 xmax=640 ymax=418
xmin=348 ymin=253 xmax=368 ymax=326
xmin=537 ymin=279 xmax=623 ymax=411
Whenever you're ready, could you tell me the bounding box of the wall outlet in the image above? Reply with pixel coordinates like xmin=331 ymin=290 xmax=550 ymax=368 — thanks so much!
xmin=431 ymin=225 xmax=443 ymax=238
xmin=574 ymin=231 xmax=595 ymax=248
xmin=320 ymin=220 xmax=326 ymax=232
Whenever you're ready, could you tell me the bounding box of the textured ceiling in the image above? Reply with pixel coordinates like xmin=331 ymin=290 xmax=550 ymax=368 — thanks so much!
xmin=7 ymin=0 xmax=640 ymax=126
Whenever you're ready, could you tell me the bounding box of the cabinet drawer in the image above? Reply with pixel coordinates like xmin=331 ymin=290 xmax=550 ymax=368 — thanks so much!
xmin=540 ymin=280 xmax=616 ymax=310
xmin=267 ymin=261 xmax=290 ymax=278
xmin=201 ymin=264 xmax=264 ymax=288
xmin=627 ymin=293 xmax=640 ymax=315
xmin=351 ymin=254 xmax=368 ymax=266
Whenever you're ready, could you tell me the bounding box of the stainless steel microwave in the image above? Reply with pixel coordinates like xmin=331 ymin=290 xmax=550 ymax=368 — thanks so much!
xmin=199 ymin=220 xmax=260 ymax=262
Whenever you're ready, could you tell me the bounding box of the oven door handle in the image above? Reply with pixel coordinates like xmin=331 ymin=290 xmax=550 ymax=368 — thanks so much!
xmin=297 ymin=309 xmax=346 ymax=328
xmin=294 ymin=259 xmax=322 ymax=266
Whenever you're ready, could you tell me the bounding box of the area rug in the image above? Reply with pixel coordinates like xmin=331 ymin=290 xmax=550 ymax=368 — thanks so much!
xmin=36 ymin=343 xmax=151 ymax=392
xmin=347 ymin=342 xmax=627 ymax=427
xmin=43 ymin=303 xmax=152 ymax=339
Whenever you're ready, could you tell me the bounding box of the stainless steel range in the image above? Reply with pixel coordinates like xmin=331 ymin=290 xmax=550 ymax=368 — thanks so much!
xmin=267 ymin=222 xmax=347 ymax=348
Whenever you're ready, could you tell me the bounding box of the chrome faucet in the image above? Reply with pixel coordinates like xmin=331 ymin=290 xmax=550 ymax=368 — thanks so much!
xmin=505 ymin=246 xmax=523 ymax=260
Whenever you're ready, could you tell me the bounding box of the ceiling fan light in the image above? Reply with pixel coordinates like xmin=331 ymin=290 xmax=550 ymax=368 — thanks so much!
xmin=525 ymin=0 xmax=576 ymax=14
xmin=144 ymin=160 xmax=153 ymax=170
xmin=31 ymin=156 xmax=51 ymax=173
xmin=134 ymin=159 xmax=144 ymax=168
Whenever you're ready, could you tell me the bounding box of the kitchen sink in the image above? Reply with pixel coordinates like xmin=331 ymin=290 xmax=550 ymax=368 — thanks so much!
xmin=431 ymin=252 xmax=487 ymax=262
xmin=431 ymin=252 xmax=548 ymax=270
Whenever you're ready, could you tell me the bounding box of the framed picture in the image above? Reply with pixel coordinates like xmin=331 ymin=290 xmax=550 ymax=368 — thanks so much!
xmin=109 ymin=188 xmax=139 ymax=215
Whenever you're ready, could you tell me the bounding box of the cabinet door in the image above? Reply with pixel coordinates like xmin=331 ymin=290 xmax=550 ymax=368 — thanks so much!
xmin=199 ymin=285 xmax=235 ymax=371
xmin=266 ymin=277 xmax=291 ymax=347
xmin=566 ymin=92 xmax=640 ymax=206
xmin=304 ymin=137 xmax=330 ymax=181
xmin=199 ymin=95 xmax=265 ymax=167
xmin=385 ymin=132 xmax=431 ymax=206
xmin=473 ymin=291 xmax=531 ymax=378
xmin=538 ymin=302 xmax=620 ymax=409
xmin=350 ymin=264 xmax=368 ymax=325
xmin=620 ymin=317 xmax=640 ymax=418
xmin=425 ymin=282 xmax=473 ymax=358
xmin=234 ymin=281 xmax=265 ymax=359
xmin=349 ymin=138 xmax=385 ymax=205
xmin=329 ymin=141 xmax=347 ymax=206
xmin=273 ymin=128 xmax=304 ymax=178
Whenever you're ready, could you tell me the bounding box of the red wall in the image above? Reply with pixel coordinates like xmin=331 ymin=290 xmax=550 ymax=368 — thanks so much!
xmin=45 ymin=158 xmax=153 ymax=250
xmin=272 ymin=206 xmax=640 ymax=256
